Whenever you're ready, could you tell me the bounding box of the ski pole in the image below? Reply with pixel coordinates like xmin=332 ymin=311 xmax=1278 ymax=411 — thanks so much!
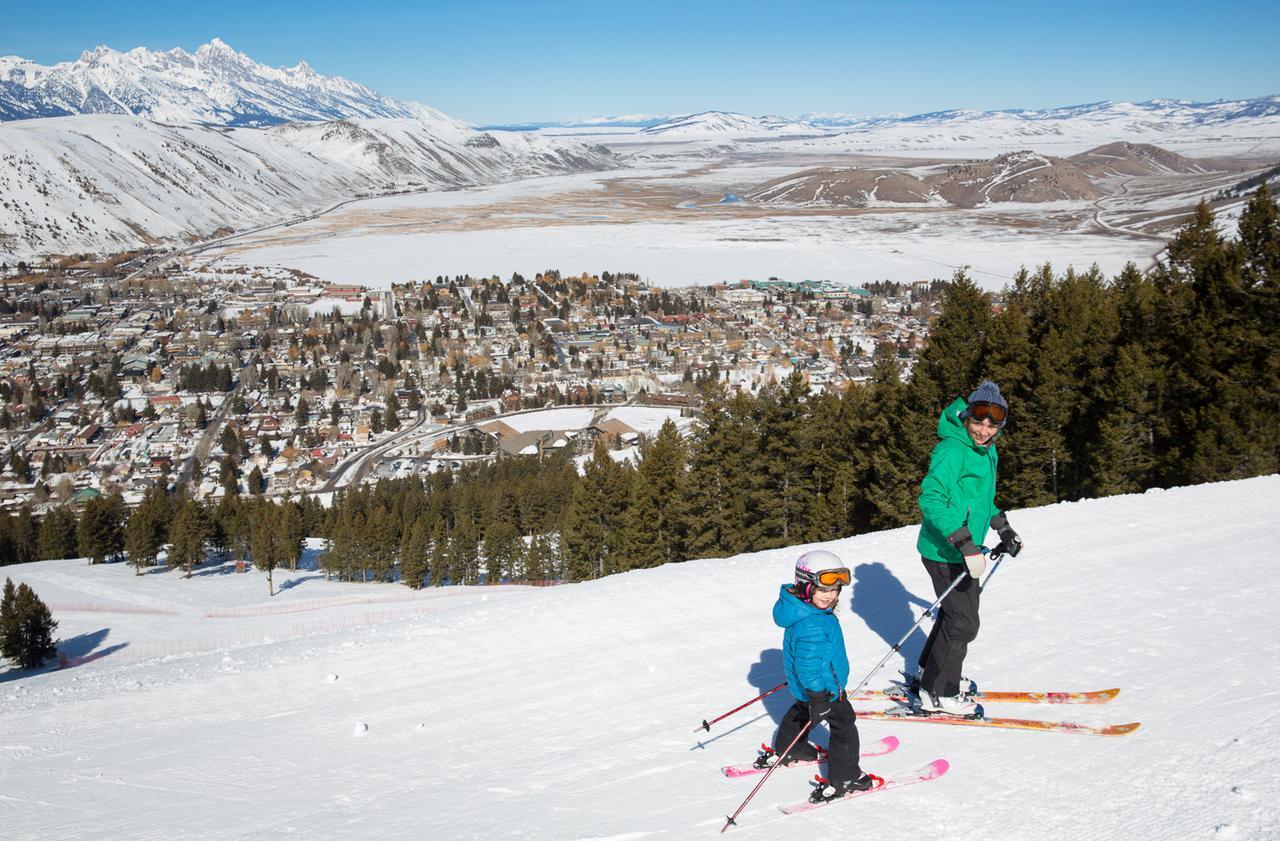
xmin=980 ymin=547 xmax=1005 ymax=591
xmin=697 ymin=682 xmax=787 ymax=733
xmin=981 ymin=539 xmax=1018 ymax=590
xmin=720 ymin=720 xmax=812 ymax=833
xmin=844 ymin=569 xmax=970 ymax=700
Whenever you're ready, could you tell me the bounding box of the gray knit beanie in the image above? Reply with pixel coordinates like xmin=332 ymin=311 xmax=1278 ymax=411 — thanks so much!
xmin=961 ymin=380 xmax=1007 ymax=419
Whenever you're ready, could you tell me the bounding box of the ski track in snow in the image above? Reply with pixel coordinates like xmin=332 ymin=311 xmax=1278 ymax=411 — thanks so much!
xmin=1 ymin=476 xmax=1279 ymax=839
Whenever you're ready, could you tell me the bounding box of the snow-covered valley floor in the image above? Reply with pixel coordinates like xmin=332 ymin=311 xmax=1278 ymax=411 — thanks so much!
xmin=3 ymin=475 xmax=1278 ymax=840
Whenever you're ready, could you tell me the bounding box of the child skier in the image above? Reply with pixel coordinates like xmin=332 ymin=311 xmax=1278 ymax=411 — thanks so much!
xmin=771 ymin=549 xmax=879 ymax=802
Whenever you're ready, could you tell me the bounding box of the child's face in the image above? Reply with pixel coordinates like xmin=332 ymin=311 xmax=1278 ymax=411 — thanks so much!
xmin=811 ymin=586 xmax=841 ymax=610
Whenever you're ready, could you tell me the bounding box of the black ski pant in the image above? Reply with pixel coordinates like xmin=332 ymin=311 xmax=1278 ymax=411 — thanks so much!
xmin=774 ymin=695 xmax=861 ymax=784
xmin=917 ymin=557 xmax=981 ymax=698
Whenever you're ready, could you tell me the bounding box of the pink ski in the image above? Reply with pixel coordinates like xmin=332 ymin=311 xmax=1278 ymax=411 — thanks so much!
xmin=722 ymin=735 xmax=900 ymax=778
xmin=779 ymin=759 xmax=950 ymax=815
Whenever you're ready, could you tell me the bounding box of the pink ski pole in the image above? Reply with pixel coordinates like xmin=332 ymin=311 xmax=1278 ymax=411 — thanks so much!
xmin=720 ymin=720 xmax=812 ymax=832
xmin=697 ymin=682 xmax=787 ymax=733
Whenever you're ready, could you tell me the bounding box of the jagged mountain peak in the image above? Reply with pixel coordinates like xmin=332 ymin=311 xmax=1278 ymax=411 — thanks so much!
xmin=0 ymin=40 xmax=441 ymax=126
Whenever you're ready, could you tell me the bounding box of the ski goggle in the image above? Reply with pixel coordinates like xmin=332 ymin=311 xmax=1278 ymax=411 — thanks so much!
xmin=968 ymin=402 xmax=1007 ymax=426
xmin=800 ymin=567 xmax=851 ymax=588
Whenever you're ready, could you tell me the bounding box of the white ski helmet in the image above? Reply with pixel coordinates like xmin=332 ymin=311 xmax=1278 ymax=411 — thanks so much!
xmin=794 ymin=550 xmax=851 ymax=601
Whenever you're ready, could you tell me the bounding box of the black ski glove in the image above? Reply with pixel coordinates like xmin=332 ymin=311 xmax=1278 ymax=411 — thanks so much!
xmin=946 ymin=525 xmax=979 ymax=557
xmin=990 ymin=513 xmax=1023 ymax=557
xmin=806 ymin=690 xmax=833 ymax=725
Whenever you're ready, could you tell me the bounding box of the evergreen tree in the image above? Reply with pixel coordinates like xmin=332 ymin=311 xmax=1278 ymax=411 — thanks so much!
xmin=77 ymin=494 xmax=125 ymax=564
xmin=384 ymin=392 xmax=401 ymax=431
xmin=981 ymin=299 xmax=1037 ymax=507
xmin=401 ymin=519 xmax=429 ymax=589
xmin=747 ymin=372 xmax=811 ymax=547
xmin=428 ymin=520 xmax=449 ymax=586
xmin=11 ymin=507 xmax=36 ymax=565
xmin=124 ymin=498 xmax=160 ymax=574
xmin=320 ymin=505 xmax=358 ymax=581
xmin=249 ymin=501 xmax=280 ymax=595
xmin=481 ymin=518 xmax=520 ymax=583
xmin=1236 ymin=185 xmax=1280 ymax=472
xmin=0 ymin=578 xmax=16 ymax=661
xmin=219 ymin=457 xmax=239 ymax=495
xmin=278 ymin=502 xmax=305 ymax=572
xmin=448 ymin=515 xmax=478 ymax=584
xmin=524 ymin=532 xmax=553 ymax=582
xmin=36 ymin=507 xmax=79 ymax=560
xmin=1156 ymin=203 xmax=1272 ymax=483
xmin=1 ymin=579 xmax=58 ymax=670
xmin=168 ymin=500 xmax=211 ymax=577
xmin=1088 ymin=343 xmax=1158 ymax=495
xmin=681 ymin=391 xmax=756 ymax=558
xmin=561 ymin=438 xmax=631 ymax=580
xmin=856 ymin=345 xmax=924 ymax=530
xmin=619 ymin=420 xmax=687 ymax=569
xmin=912 ymin=269 xmax=993 ymax=413
xmin=246 ymin=465 xmax=265 ymax=495
xmin=365 ymin=505 xmax=398 ymax=582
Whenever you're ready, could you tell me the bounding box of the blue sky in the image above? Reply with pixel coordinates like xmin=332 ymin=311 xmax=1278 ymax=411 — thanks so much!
xmin=3 ymin=0 xmax=1277 ymax=123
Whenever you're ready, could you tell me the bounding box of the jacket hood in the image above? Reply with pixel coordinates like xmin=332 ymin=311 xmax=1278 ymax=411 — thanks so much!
xmin=773 ymin=584 xmax=830 ymax=628
xmin=938 ymin=395 xmax=999 ymax=451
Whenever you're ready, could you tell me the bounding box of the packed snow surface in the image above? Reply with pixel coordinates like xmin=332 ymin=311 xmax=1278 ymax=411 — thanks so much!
xmin=2 ymin=475 xmax=1278 ymax=839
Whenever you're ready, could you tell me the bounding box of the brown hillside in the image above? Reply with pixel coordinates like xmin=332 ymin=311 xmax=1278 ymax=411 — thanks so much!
xmin=746 ymin=149 xmax=1102 ymax=209
xmin=744 ymin=168 xmax=935 ymax=207
xmin=932 ymin=151 xmax=1101 ymax=207
xmin=1069 ymin=142 xmax=1209 ymax=177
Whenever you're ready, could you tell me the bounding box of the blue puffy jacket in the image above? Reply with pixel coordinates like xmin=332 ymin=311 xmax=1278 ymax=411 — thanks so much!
xmin=773 ymin=584 xmax=850 ymax=702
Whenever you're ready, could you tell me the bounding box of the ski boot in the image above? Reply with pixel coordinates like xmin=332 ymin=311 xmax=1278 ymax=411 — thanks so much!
xmin=753 ymin=741 xmax=825 ymax=769
xmin=917 ymin=688 xmax=979 ymax=717
xmin=902 ymin=668 xmax=977 ymax=698
xmin=808 ymin=771 xmax=883 ymax=803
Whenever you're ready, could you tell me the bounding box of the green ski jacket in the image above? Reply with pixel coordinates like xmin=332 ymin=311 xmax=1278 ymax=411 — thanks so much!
xmin=916 ymin=396 xmax=1001 ymax=564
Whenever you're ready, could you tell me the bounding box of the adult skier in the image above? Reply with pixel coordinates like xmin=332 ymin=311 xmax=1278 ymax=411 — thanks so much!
xmin=911 ymin=380 xmax=1023 ymax=715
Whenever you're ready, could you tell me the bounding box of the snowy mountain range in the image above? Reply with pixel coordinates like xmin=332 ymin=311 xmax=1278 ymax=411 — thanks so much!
xmin=0 ymin=40 xmax=624 ymax=261
xmin=639 ymin=111 xmax=824 ymax=138
xmin=0 ymin=115 xmax=617 ymax=260
xmin=536 ymin=97 xmax=1280 ymax=158
xmin=0 ymin=39 xmax=443 ymax=126
xmin=491 ymin=97 xmax=1280 ymax=145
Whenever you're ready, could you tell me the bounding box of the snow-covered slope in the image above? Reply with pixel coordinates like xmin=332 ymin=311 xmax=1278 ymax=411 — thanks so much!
xmin=0 ymin=115 xmax=617 ymax=259
xmin=3 ymin=475 xmax=1278 ymax=840
xmin=0 ymin=39 xmax=443 ymax=126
